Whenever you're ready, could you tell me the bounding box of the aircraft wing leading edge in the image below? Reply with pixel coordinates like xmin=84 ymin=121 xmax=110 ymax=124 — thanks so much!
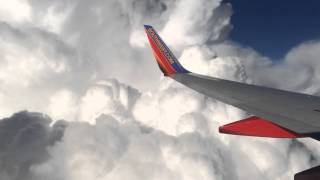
xmin=144 ymin=24 xmax=320 ymax=180
xmin=144 ymin=25 xmax=320 ymax=139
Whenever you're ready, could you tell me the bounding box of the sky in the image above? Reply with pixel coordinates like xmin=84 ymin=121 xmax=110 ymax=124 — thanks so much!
xmin=225 ymin=0 xmax=320 ymax=59
xmin=1 ymin=0 xmax=320 ymax=180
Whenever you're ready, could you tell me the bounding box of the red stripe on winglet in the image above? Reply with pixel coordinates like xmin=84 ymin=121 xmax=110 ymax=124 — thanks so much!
xmin=145 ymin=30 xmax=176 ymax=75
xmin=219 ymin=116 xmax=305 ymax=138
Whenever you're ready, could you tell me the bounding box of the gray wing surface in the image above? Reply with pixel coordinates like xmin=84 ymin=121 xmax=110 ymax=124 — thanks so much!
xmin=144 ymin=24 xmax=320 ymax=134
xmin=144 ymin=24 xmax=320 ymax=180
xmin=173 ymin=73 xmax=320 ymax=134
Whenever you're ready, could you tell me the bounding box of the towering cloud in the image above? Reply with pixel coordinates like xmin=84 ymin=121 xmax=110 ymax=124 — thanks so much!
xmin=0 ymin=0 xmax=320 ymax=180
xmin=0 ymin=111 xmax=65 ymax=180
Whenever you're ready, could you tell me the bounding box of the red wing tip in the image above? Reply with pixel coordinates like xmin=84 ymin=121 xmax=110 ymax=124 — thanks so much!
xmin=218 ymin=126 xmax=234 ymax=134
xmin=219 ymin=116 xmax=305 ymax=138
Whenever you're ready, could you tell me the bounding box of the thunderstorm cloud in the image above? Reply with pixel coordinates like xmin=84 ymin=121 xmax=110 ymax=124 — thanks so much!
xmin=0 ymin=0 xmax=320 ymax=180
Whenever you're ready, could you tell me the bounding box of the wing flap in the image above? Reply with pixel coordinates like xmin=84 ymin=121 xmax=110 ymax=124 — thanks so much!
xmin=172 ymin=73 xmax=320 ymax=134
xmin=219 ymin=116 xmax=305 ymax=138
xmin=144 ymin=25 xmax=320 ymax=137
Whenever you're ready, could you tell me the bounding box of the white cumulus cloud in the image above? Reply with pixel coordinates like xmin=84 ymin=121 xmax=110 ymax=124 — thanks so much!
xmin=0 ymin=0 xmax=320 ymax=180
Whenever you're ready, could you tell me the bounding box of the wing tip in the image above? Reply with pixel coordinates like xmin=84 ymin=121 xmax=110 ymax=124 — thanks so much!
xmin=144 ymin=25 xmax=189 ymax=76
xmin=144 ymin=24 xmax=153 ymax=30
xmin=219 ymin=116 xmax=305 ymax=138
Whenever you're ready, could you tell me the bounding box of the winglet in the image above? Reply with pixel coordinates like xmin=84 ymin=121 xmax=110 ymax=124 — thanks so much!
xmin=144 ymin=25 xmax=189 ymax=76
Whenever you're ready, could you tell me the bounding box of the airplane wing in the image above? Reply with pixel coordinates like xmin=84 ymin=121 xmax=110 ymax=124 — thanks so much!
xmin=144 ymin=25 xmax=320 ymax=140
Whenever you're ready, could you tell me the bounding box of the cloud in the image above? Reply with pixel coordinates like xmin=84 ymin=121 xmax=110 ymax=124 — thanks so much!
xmin=0 ymin=0 xmax=320 ymax=180
xmin=0 ymin=0 xmax=31 ymax=23
xmin=31 ymin=114 xmax=238 ymax=180
xmin=77 ymin=79 xmax=140 ymax=123
xmin=0 ymin=21 xmax=94 ymax=118
xmin=252 ymin=41 xmax=320 ymax=95
xmin=162 ymin=0 xmax=232 ymax=47
xmin=0 ymin=111 xmax=65 ymax=180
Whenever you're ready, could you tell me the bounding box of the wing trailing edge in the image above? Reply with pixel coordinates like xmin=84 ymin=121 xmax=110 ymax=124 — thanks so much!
xmin=219 ymin=116 xmax=305 ymax=138
xmin=144 ymin=24 xmax=320 ymax=180
xmin=143 ymin=25 xmax=320 ymax=140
